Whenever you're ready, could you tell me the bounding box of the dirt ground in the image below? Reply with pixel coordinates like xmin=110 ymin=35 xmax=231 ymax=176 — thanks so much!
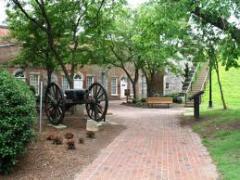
xmin=181 ymin=115 xmax=240 ymax=138
xmin=0 ymin=114 xmax=125 ymax=180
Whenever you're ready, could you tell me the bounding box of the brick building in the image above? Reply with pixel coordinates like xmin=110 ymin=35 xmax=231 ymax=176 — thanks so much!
xmin=0 ymin=26 xmax=149 ymax=100
xmin=0 ymin=26 xmax=185 ymax=99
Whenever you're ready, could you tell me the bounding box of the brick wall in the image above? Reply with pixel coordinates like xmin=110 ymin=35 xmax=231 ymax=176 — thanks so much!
xmin=0 ymin=26 xmax=9 ymax=37
xmin=6 ymin=65 xmax=145 ymax=100
xmin=0 ymin=45 xmax=20 ymax=64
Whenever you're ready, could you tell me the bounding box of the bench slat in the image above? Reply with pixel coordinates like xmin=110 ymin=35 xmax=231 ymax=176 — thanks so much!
xmin=147 ymin=97 xmax=173 ymax=107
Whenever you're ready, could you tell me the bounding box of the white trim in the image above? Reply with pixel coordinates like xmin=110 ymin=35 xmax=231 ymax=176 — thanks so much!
xmin=14 ymin=69 xmax=26 ymax=82
xmin=73 ymin=73 xmax=84 ymax=89
xmin=86 ymin=75 xmax=95 ymax=88
xmin=120 ymin=77 xmax=128 ymax=98
xmin=62 ymin=75 xmax=70 ymax=91
xmin=111 ymin=77 xmax=118 ymax=96
xmin=29 ymin=73 xmax=40 ymax=95
xmin=163 ymin=75 xmax=166 ymax=96
xmin=74 ymin=72 xmax=84 ymax=80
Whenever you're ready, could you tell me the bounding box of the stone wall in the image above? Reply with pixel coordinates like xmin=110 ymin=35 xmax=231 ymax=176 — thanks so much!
xmin=164 ymin=60 xmax=193 ymax=95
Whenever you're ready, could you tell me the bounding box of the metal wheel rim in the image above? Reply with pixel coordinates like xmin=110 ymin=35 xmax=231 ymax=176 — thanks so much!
xmin=45 ymin=83 xmax=65 ymax=125
xmin=86 ymin=83 xmax=108 ymax=122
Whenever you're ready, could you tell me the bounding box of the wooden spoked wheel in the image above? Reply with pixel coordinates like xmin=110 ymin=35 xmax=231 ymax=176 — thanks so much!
xmin=86 ymin=83 xmax=108 ymax=122
xmin=45 ymin=83 xmax=65 ymax=125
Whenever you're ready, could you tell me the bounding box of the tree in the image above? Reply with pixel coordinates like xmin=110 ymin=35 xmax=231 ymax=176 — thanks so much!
xmin=133 ymin=0 xmax=189 ymax=96
xmin=186 ymin=0 xmax=240 ymax=109
xmin=190 ymin=0 xmax=240 ymax=70
xmin=7 ymin=10 xmax=55 ymax=85
xmin=188 ymin=17 xmax=228 ymax=109
xmin=208 ymin=46 xmax=227 ymax=110
xmin=8 ymin=0 xmax=109 ymax=88
xmin=94 ymin=4 xmax=143 ymax=100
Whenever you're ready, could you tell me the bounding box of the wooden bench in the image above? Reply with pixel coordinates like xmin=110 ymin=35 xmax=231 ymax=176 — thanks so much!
xmin=147 ymin=97 xmax=173 ymax=108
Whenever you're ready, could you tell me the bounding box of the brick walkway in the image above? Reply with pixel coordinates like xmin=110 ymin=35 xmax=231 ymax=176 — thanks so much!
xmin=75 ymin=102 xmax=218 ymax=180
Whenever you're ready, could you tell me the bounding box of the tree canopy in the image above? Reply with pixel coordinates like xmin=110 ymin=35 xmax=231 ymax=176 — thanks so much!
xmin=6 ymin=0 xmax=240 ymax=102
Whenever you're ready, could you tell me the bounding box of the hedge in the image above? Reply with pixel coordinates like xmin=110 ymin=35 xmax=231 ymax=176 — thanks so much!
xmin=0 ymin=70 xmax=36 ymax=174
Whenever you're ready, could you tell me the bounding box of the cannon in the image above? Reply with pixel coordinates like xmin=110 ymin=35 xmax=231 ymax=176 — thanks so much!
xmin=44 ymin=82 xmax=108 ymax=125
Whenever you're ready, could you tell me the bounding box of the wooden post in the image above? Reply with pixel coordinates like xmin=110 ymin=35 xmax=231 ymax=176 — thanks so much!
xmin=209 ymin=60 xmax=213 ymax=108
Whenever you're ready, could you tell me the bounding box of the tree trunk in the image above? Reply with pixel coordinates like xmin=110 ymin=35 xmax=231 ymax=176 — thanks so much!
xmin=132 ymin=81 xmax=137 ymax=100
xmin=121 ymin=66 xmax=139 ymax=101
xmin=132 ymin=68 xmax=139 ymax=100
xmin=12 ymin=1 xmax=73 ymax=88
xmin=47 ymin=68 xmax=53 ymax=86
xmin=147 ymin=80 xmax=156 ymax=97
xmin=69 ymin=64 xmax=75 ymax=89
xmin=214 ymin=58 xmax=227 ymax=110
xmin=145 ymin=71 xmax=164 ymax=97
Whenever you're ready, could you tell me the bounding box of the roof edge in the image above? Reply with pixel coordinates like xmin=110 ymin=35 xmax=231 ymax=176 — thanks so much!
xmin=0 ymin=25 xmax=8 ymax=29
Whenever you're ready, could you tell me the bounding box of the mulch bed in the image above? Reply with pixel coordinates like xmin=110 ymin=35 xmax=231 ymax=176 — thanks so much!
xmin=121 ymin=102 xmax=148 ymax=108
xmin=0 ymin=115 xmax=125 ymax=180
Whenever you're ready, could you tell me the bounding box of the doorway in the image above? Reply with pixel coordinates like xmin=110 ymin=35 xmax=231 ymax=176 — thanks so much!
xmin=74 ymin=74 xmax=83 ymax=89
xmin=120 ymin=77 xmax=128 ymax=98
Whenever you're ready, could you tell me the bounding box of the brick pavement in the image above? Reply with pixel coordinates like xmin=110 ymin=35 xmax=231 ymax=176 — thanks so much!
xmin=75 ymin=102 xmax=218 ymax=180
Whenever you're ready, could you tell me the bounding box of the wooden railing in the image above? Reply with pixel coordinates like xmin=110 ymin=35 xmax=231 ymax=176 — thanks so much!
xmin=201 ymin=64 xmax=209 ymax=91
xmin=185 ymin=63 xmax=200 ymax=94
xmin=184 ymin=64 xmax=200 ymax=102
xmin=184 ymin=62 xmax=209 ymax=103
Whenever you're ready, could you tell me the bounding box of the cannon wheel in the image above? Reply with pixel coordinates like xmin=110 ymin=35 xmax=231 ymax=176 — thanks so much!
xmin=45 ymin=82 xmax=65 ymax=125
xmin=86 ymin=83 xmax=108 ymax=122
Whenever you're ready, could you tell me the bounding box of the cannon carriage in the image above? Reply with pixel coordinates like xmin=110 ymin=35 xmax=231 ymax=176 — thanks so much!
xmin=44 ymin=82 xmax=108 ymax=125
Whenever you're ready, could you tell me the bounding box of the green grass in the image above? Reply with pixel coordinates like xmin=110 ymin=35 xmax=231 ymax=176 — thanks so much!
xmin=192 ymin=66 xmax=240 ymax=180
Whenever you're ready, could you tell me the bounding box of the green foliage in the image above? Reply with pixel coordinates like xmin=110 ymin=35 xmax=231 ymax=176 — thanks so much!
xmin=7 ymin=0 xmax=117 ymax=86
xmin=202 ymin=66 xmax=240 ymax=109
xmin=193 ymin=66 xmax=240 ymax=179
xmin=0 ymin=70 xmax=36 ymax=174
xmin=189 ymin=0 xmax=240 ymax=69
xmin=166 ymin=93 xmax=183 ymax=104
xmin=133 ymin=0 xmax=190 ymax=96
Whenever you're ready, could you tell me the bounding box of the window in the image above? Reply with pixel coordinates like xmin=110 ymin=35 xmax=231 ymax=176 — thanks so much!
xmin=166 ymin=82 xmax=169 ymax=89
xmin=86 ymin=76 xmax=94 ymax=88
xmin=62 ymin=76 xmax=70 ymax=91
xmin=101 ymin=72 xmax=106 ymax=86
xmin=111 ymin=77 xmax=118 ymax=95
xmin=74 ymin=73 xmax=83 ymax=89
xmin=29 ymin=74 xmax=40 ymax=95
xmin=14 ymin=70 xmax=25 ymax=82
xmin=74 ymin=74 xmax=82 ymax=80
xmin=51 ymin=74 xmax=58 ymax=83
xmin=141 ymin=75 xmax=147 ymax=97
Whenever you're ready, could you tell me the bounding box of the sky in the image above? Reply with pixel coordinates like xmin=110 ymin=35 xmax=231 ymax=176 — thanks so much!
xmin=0 ymin=0 xmax=7 ymax=25
xmin=0 ymin=0 xmax=147 ymax=25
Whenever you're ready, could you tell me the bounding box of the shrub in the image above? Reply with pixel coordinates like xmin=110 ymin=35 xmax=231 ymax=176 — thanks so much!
xmin=0 ymin=70 xmax=36 ymax=174
xmin=132 ymin=98 xmax=138 ymax=104
xmin=173 ymin=96 xmax=183 ymax=104
xmin=165 ymin=93 xmax=183 ymax=104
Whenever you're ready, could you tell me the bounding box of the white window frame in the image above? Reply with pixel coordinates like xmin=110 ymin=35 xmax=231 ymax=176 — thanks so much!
xmin=100 ymin=72 xmax=106 ymax=87
xmin=73 ymin=73 xmax=84 ymax=89
xmin=86 ymin=75 xmax=94 ymax=88
xmin=141 ymin=75 xmax=147 ymax=97
xmin=29 ymin=74 xmax=40 ymax=95
xmin=14 ymin=69 xmax=26 ymax=82
xmin=62 ymin=76 xmax=70 ymax=91
xmin=111 ymin=77 xmax=118 ymax=96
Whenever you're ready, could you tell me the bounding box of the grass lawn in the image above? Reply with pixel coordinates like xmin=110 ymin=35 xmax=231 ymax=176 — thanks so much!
xmin=191 ymin=66 xmax=240 ymax=179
